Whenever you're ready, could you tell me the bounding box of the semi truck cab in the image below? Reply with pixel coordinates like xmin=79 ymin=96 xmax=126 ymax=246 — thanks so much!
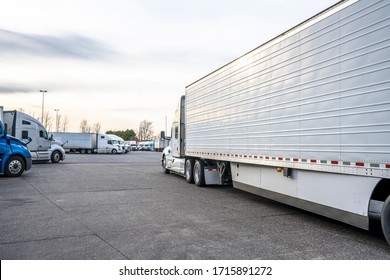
xmin=0 ymin=121 xmax=32 ymax=177
xmin=3 ymin=110 xmax=66 ymax=163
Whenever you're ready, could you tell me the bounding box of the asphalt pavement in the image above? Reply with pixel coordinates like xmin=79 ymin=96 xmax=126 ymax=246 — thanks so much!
xmin=0 ymin=152 xmax=389 ymax=259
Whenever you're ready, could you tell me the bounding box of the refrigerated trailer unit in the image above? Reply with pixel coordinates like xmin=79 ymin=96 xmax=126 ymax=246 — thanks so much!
xmin=161 ymin=0 xmax=390 ymax=245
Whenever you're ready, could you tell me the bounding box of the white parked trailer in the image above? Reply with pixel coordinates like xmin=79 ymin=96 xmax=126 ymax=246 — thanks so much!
xmin=162 ymin=0 xmax=390 ymax=245
xmin=51 ymin=132 xmax=97 ymax=154
xmin=52 ymin=132 xmax=123 ymax=154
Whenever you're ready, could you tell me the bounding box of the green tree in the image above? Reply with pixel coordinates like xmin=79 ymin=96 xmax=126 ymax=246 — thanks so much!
xmin=106 ymin=129 xmax=136 ymax=140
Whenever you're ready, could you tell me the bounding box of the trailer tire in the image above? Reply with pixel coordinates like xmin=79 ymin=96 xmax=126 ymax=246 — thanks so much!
xmin=5 ymin=156 xmax=25 ymax=177
xmin=381 ymin=195 xmax=390 ymax=245
xmin=185 ymin=159 xmax=195 ymax=183
xmin=162 ymin=155 xmax=170 ymax=174
xmin=51 ymin=150 xmax=61 ymax=163
xmin=194 ymin=160 xmax=205 ymax=187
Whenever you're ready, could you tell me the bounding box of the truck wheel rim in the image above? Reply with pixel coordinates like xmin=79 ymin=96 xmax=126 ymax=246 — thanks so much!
xmin=53 ymin=153 xmax=60 ymax=162
xmin=194 ymin=164 xmax=199 ymax=183
xmin=9 ymin=160 xmax=22 ymax=174
xmin=186 ymin=161 xmax=191 ymax=179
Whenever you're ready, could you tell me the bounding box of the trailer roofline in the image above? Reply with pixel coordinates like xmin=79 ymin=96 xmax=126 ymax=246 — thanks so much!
xmin=186 ymin=0 xmax=348 ymax=89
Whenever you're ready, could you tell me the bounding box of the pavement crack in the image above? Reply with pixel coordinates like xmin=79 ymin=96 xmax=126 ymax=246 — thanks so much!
xmin=1 ymin=233 xmax=96 ymax=245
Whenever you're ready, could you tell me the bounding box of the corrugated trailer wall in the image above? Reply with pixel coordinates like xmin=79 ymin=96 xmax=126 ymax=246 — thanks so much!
xmin=186 ymin=0 xmax=390 ymax=165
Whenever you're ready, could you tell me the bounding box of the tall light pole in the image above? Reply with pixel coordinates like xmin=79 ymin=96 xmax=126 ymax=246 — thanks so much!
xmin=54 ymin=109 xmax=60 ymax=132
xmin=39 ymin=90 xmax=47 ymax=123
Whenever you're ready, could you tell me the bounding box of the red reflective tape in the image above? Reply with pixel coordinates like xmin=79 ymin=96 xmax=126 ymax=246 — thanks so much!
xmin=356 ymin=162 xmax=364 ymax=167
xmin=386 ymin=164 xmax=390 ymax=168
xmin=293 ymin=158 xmax=299 ymax=162
xmin=331 ymin=160 xmax=339 ymax=165
xmin=254 ymin=156 xmax=258 ymax=159
xmin=244 ymin=155 xmax=247 ymax=158
xmin=310 ymin=159 xmax=317 ymax=163
xmin=278 ymin=157 xmax=283 ymax=160
xmin=265 ymin=156 xmax=270 ymax=160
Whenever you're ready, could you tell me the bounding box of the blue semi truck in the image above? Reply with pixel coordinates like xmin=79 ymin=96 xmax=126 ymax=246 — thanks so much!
xmin=0 ymin=107 xmax=32 ymax=177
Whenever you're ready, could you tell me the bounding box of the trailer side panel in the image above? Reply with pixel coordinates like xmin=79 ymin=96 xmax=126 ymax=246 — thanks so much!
xmin=185 ymin=0 xmax=390 ymax=177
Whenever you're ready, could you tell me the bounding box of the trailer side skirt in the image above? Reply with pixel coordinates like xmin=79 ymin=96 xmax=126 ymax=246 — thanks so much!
xmin=231 ymin=163 xmax=381 ymax=230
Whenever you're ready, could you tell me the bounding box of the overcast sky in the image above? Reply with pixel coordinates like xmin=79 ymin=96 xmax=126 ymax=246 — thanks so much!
xmin=0 ymin=0 xmax=338 ymax=134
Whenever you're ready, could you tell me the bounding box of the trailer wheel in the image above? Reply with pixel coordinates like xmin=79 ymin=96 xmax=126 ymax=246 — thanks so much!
xmin=185 ymin=159 xmax=194 ymax=183
xmin=5 ymin=156 xmax=25 ymax=177
xmin=381 ymin=195 xmax=390 ymax=245
xmin=162 ymin=155 xmax=170 ymax=174
xmin=51 ymin=150 xmax=61 ymax=163
xmin=194 ymin=160 xmax=205 ymax=187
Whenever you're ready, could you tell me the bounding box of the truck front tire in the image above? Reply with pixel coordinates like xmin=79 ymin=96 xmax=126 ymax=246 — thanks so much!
xmin=162 ymin=156 xmax=170 ymax=174
xmin=194 ymin=160 xmax=205 ymax=187
xmin=5 ymin=156 xmax=25 ymax=177
xmin=51 ymin=150 xmax=61 ymax=163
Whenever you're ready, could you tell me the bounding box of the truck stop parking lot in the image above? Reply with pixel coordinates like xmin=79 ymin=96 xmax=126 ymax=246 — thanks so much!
xmin=0 ymin=152 xmax=389 ymax=260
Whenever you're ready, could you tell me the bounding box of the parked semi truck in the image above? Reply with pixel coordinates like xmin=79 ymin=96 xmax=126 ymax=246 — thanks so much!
xmin=0 ymin=107 xmax=32 ymax=176
xmin=52 ymin=132 xmax=123 ymax=154
xmin=161 ymin=0 xmax=390 ymax=245
xmin=1 ymin=108 xmax=65 ymax=163
xmin=125 ymin=140 xmax=137 ymax=151
xmin=107 ymin=134 xmax=129 ymax=153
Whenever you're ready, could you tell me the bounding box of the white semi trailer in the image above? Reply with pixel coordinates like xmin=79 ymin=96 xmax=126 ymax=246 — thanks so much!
xmin=52 ymin=132 xmax=123 ymax=154
xmin=161 ymin=0 xmax=390 ymax=245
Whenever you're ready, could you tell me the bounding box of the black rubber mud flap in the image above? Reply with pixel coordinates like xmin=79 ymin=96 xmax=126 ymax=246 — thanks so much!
xmin=381 ymin=195 xmax=390 ymax=246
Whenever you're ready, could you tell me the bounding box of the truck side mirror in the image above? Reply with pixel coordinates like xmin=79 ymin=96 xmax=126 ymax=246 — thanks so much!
xmin=49 ymin=134 xmax=53 ymax=140
xmin=160 ymin=131 xmax=165 ymax=140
